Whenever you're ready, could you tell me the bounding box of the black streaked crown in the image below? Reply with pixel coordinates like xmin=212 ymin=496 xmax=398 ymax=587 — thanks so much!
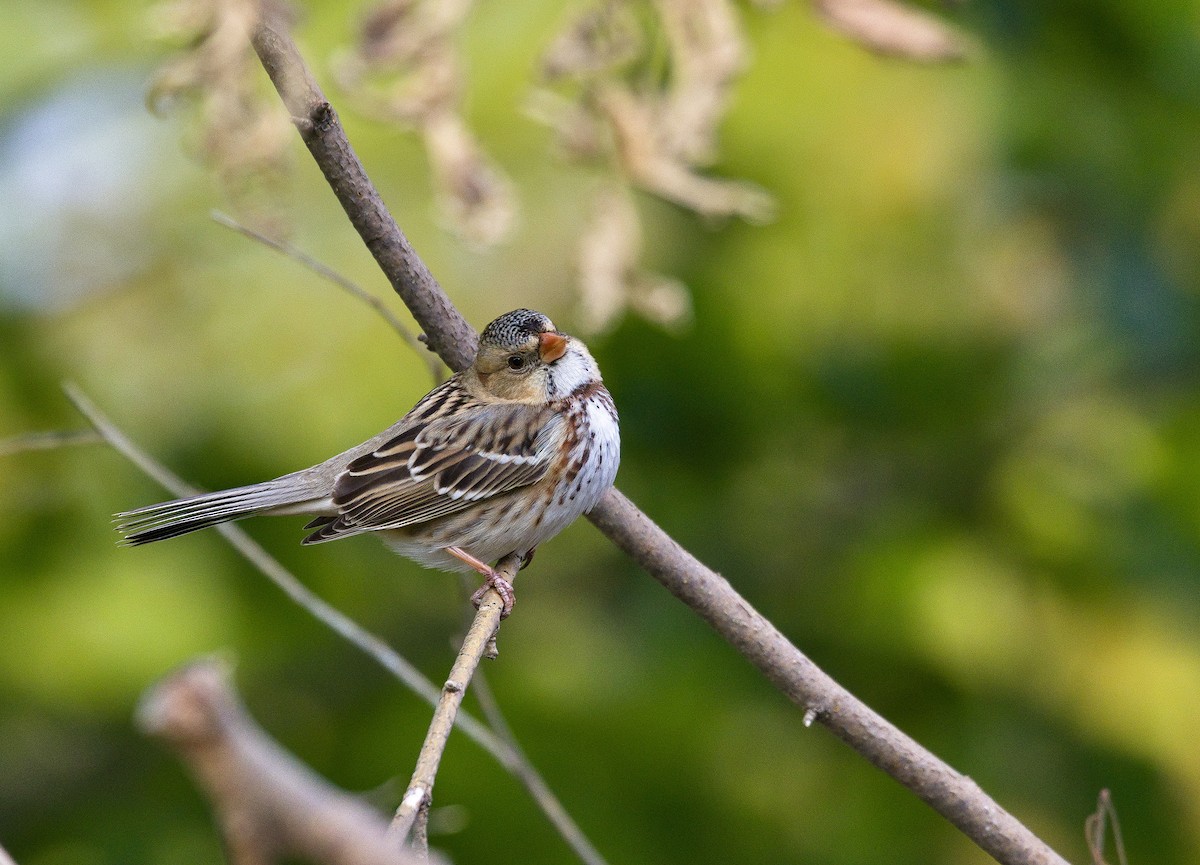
xmin=480 ymin=309 xmax=555 ymax=349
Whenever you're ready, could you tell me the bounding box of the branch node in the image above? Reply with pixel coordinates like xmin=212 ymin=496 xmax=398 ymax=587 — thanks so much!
xmin=443 ymin=679 xmax=464 ymax=694
xmin=803 ymin=706 xmax=819 ymax=728
xmin=136 ymin=656 xmax=235 ymax=745
xmin=313 ymin=101 xmax=336 ymax=131
xmin=401 ymin=786 xmax=429 ymax=812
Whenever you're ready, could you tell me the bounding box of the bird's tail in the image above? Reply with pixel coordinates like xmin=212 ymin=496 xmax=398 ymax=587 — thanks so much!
xmin=116 ymin=474 xmax=329 ymax=545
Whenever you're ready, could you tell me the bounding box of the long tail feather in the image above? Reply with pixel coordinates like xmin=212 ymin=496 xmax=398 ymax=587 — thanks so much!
xmin=116 ymin=477 xmax=325 ymax=545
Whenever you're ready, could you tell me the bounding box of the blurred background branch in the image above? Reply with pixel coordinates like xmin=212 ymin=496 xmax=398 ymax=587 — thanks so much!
xmin=0 ymin=430 xmax=103 ymax=457
xmin=139 ymin=658 xmax=429 ymax=865
xmin=209 ymin=209 xmax=448 ymax=385
xmin=333 ymin=0 xmax=517 ymax=248
xmin=1085 ymin=790 xmax=1127 ymax=865
xmin=814 ymin=0 xmax=968 ymax=62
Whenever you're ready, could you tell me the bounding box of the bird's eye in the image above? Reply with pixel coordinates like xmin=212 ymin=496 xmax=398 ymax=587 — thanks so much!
xmin=507 ymin=354 xmax=526 ymax=370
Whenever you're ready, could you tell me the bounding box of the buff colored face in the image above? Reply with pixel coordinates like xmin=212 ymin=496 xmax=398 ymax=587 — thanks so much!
xmin=472 ymin=327 xmax=570 ymax=403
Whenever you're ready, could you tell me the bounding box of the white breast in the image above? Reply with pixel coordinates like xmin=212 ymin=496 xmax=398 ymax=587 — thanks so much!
xmin=581 ymin=391 xmax=621 ymax=499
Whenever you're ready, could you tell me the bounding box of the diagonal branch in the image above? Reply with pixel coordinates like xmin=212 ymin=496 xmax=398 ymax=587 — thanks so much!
xmin=587 ymin=491 xmax=1070 ymax=864
xmin=0 ymin=429 xmax=102 ymax=456
xmin=243 ymin=6 xmax=1070 ymax=865
xmin=138 ymin=658 xmax=429 ymax=865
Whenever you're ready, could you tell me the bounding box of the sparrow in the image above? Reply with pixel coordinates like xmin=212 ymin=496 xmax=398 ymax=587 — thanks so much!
xmin=117 ymin=309 xmax=620 ymax=616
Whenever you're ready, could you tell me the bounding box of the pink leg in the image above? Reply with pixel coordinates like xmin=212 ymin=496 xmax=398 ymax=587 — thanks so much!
xmin=445 ymin=546 xmax=515 ymax=618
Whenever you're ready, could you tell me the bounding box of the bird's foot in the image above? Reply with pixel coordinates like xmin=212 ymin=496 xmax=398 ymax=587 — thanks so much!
xmin=446 ymin=545 xmax=516 ymax=618
xmin=469 ymin=571 xmax=515 ymax=619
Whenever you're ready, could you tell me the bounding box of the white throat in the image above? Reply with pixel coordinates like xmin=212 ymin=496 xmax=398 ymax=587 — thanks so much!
xmin=545 ymin=342 xmax=601 ymax=399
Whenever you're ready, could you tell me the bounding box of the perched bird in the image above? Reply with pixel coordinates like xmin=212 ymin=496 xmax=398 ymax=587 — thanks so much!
xmin=117 ymin=309 xmax=620 ymax=615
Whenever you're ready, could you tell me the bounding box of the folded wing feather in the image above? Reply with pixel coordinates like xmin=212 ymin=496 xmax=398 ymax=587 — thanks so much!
xmin=302 ymin=401 xmax=562 ymax=544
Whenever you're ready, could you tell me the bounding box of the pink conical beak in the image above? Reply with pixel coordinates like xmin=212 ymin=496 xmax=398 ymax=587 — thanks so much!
xmin=538 ymin=331 xmax=568 ymax=363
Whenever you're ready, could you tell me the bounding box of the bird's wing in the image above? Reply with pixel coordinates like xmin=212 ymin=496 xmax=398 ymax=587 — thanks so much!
xmin=302 ymin=398 xmax=563 ymax=543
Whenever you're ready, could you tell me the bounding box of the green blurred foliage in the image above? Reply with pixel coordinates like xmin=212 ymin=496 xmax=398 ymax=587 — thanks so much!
xmin=2 ymin=1 xmax=1199 ymax=864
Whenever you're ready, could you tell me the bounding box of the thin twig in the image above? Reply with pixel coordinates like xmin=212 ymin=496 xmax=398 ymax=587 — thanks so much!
xmin=63 ymin=383 xmax=432 ymax=694
xmin=241 ymin=10 xmax=1073 ymax=865
xmin=468 ymin=671 xmax=518 ymax=756
xmin=389 ymin=554 xmax=520 ymax=848
xmin=469 ymin=671 xmax=607 ymax=865
xmin=210 ymin=210 xmax=445 ymax=385
xmin=63 ymin=382 xmax=606 ymax=865
xmin=0 ymin=429 xmax=102 ymax=457
xmin=1085 ymin=789 xmax=1127 ymax=865
xmin=139 ymin=658 xmax=429 ymax=865
xmin=468 ymin=577 xmax=611 ymax=865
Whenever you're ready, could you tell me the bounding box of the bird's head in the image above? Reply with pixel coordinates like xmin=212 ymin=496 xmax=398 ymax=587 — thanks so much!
xmin=470 ymin=309 xmax=601 ymax=402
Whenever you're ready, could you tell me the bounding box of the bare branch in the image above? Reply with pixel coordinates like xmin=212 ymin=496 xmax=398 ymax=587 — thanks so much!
xmin=587 ymin=490 xmax=1069 ymax=865
xmin=389 ymin=555 xmax=520 ymax=846
xmin=468 ymin=671 xmax=608 ymax=865
xmin=0 ymin=841 xmax=19 ymax=865
xmin=210 ymin=209 xmax=446 ymax=384
xmin=242 ymin=10 xmax=1068 ymax=865
xmin=63 ymin=382 xmax=605 ymax=865
xmin=138 ymin=658 xmax=428 ymax=865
